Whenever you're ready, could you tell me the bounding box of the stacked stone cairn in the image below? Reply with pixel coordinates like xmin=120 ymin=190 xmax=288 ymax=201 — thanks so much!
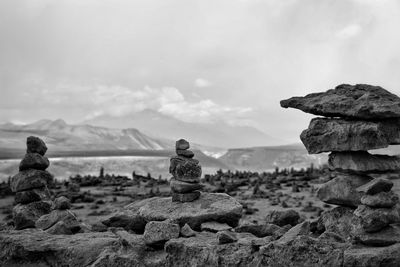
xmin=11 ymin=136 xmax=53 ymax=230
xmin=11 ymin=136 xmax=82 ymax=234
xmin=281 ymin=84 xmax=400 ymax=246
xmin=169 ymin=139 xmax=203 ymax=202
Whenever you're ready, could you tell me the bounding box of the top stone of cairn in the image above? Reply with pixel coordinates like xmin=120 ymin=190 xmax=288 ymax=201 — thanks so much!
xmin=27 ymin=136 xmax=48 ymax=156
xmin=280 ymin=84 xmax=400 ymax=120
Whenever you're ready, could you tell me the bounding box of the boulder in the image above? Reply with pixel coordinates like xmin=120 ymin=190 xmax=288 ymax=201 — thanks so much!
xmin=143 ymin=221 xmax=180 ymax=246
xmin=176 ymin=149 xmax=194 ymax=158
xmin=172 ymin=191 xmax=201 ymax=202
xmin=265 ymin=209 xmax=300 ymax=227
xmin=217 ymin=230 xmax=237 ymax=244
xmin=328 ymin=151 xmax=400 ymax=173
xmin=280 ymin=84 xmax=400 ymax=119
xmin=317 ymin=206 xmax=355 ymax=240
xmin=276 ymin=221 xmax=310 ymax=244
xmin=54 ymin=196 xmax=72 ymax=210
xmin=26 ymin=136 xmax=47 ymax=156
xmin=317 ymin=174 xmax=372 ymax=207
xmin=108 ymin=192 xmax=242 ymax=230
xmin=170 ymin=179 xmax=203 ymax=193
xmin=13 ymin=201 xmax=52 ymax=230
xmin=357 ymin=178 xmax=393 ymax=195
xmin=353 ymin=205 xmax=400 ymax=233
xmin=19 ymin=153 xmax=50 ymax=171
xmin=361 ymin=191 xmax=399 ymax=208
xmin=301 ymin=118 xmax=400 ymax=154
xmin=176 ymin=139 xmax=190 ymax=150
xmin=35 ymin=209 xmax=80 ymax=232
xmin=180 ymin=223 xmax=196 ymax=237
xmin=10 ymin=169 xmax=53 ymax=192
xmin=15 ymin=187 xmax=51 ymax=204
xmin=200 ymin=222 xmax=232 ymax=233
xmin=353 ymin=224 xmax=400 ymax=246
xmin=344 ymin=243 xmax=400 ymax=266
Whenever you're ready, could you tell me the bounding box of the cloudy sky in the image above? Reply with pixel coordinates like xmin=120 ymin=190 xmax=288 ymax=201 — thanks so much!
xmin=1 ymin=0 xmax=400 ymax=143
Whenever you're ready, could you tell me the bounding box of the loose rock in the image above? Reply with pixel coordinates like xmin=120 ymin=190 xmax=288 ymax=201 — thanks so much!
xmin=217 ymin=230 xmax=238 ymax=244
xmin=143 ymin=221 xmax=180 ymax=246
xmin=200 ymin=222 xmax=232 ymax=233
xmin=265 ymin=209 xmax=300 ymax=227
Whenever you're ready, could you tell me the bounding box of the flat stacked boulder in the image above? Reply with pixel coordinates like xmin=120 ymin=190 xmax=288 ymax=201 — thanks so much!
xmin=11 ymin=136 xmax=53 ymax=230
xmin=169 ymin=139 xmax=203 ymax=202
xmin=281 ymin=84 xmax=400 ymax=247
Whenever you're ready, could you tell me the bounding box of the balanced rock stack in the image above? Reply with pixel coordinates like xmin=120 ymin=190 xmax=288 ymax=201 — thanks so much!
xmin=169 ymin=139 xmax=203 ymax=202
xmin=11 ymin=136 xmax=54 ymax=230
xmin=281 ymin=84 xmax=400 ymax=246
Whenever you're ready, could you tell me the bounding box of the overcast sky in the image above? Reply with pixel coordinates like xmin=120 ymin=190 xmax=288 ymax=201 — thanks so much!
xmin=1 ymin=0 xmax=400 ymax=143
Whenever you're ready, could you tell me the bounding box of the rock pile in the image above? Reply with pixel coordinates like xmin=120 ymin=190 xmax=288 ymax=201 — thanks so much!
xmin=11 ymin=136 xmax=53 ymax=230
xmin=169 ymin=139 xmax=203 ymax=202
xmin=281 ymin=84 xmax=400 ymax=246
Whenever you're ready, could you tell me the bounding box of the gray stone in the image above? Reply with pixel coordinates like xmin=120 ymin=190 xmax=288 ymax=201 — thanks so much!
xmin=317 ymin=206 xmax=356 ymax=240
xmin=35 ymin=209 xmax=80 ymax=232
xmin=300 ymin=118 xmax=400 ymax=154
xmin=277 ymin=221 xmax=310 ymax=244
xmin=353 ymin=205 xmax=400 ymax=233
xmin=258 ymin=235 xmax=345 ymax=266
xmin=217 ymin=230 xmax=237 ymax=244
xmin=45 ymin=221 xmax=73 ymax=235
xmin=27 ymin=136 xmax=48 ymax=156
xmin=54 ymin=196 xmax=71 ymax=210
xmin=329 ymin=151 xmax=400 ymax=173
xmin=235 ymin=223 xmax=285 ymax=238
xmin=265 ymin=209 xmax=300 ymax=227
xmin=200 ymin=222 xmax=232 ymax=233
xmin=357 ymin=178 xmax=393 ymax=195
xmin=15 ymin=187 xmax=51 ymax=204
xmin=176 ymin=139 xmax=190 ymax=150
xmin=170 ymin=178 xmax=203 ymax=193
xmin=172 ymin=191 xmax=201 ymax=202
xmin=109 ymin=192 xmax=243 ymax=230
xmin=19 ymin=153 xmax=50 ymax=171
xmin=180 ymin=223 xmax=196 ymax=237
xmin=317 ymin=174 xmax=372 ymax=207
xmin=13 ymin=201 xmax=52 ymax=230
xmin=361 ymin=191 xmax=399 ymax=208
xmin=143 ymin=221 xmax=180 ymax=246
xmin=344 ymin=243 xmax=400 ymax=266
xmin=176 ymin=149 xmax=194 ymax=158
xmin=280 ymin=84 xmax=400 ymax=119
xmin=101 ymin=210 xmax=147 ymax=234
xmin=10 ymin=169 xmax=53 ymax=192
xmin=353 ymin=224 xmax=400 ymax=246
xmin=169 ymin=156 xmax=202 ymax=183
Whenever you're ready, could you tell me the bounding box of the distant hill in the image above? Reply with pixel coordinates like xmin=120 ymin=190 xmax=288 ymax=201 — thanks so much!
xmin=0 ymin=119 xmax=174 ymax=153
xmin=218 ymin=144 xmax=328 ymax=171
xmin=84 ymin=109 xmax=282 ymax=148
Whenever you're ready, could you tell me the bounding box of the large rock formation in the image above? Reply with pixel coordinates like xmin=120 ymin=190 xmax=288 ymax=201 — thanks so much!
xmin=280 ymin=84 xmax=400 ymax=119
xmin=281 ymin=84 xmax=400 ymax=261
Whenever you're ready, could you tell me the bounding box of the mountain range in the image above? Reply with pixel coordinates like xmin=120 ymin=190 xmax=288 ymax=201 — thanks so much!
xmin=84 ymin=109 xmax=282 ymax=148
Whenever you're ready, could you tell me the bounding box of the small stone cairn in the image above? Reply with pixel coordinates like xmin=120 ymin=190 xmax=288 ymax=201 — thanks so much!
xmin=169 ymin=139 xmax=203 ymax=202
xmin=281 ymin=84 xmax=400 ymax=246
xmin=11 ymin=136 xmax=53 ymax=230
xmin=11 ymin=136 xmax=81 ymax=234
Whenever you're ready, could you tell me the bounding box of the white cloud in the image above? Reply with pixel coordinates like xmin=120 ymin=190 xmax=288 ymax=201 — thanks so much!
xmin=336 ymin=24 xmax=362 ymax=39
xmin=40 ymin=83 xmax=252 ymax=125
xmin=194 ymin=78 xmax=212 ymax=88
